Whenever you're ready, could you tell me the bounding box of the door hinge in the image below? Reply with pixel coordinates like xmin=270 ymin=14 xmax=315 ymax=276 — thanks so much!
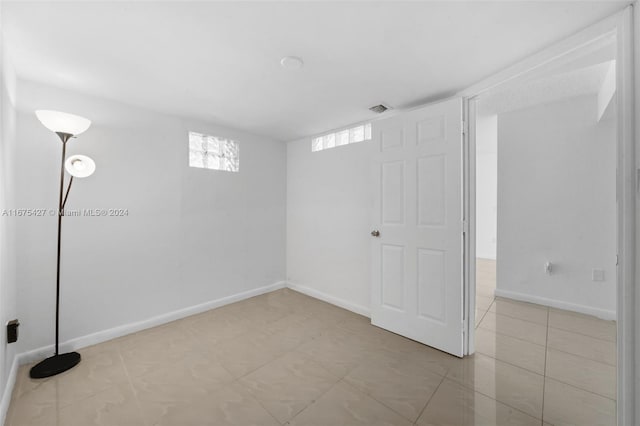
xmin=616 ymin=254 xmax=619 ymax=266
xmin=461 ymin=120 xmax=467 ymax=136
xmin=462 ymin=220 xmax=469 ymax=234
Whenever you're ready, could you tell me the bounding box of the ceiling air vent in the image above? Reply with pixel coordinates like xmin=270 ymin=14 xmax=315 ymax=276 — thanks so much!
xmin=369 ymin=104 xmax=390 ymax=114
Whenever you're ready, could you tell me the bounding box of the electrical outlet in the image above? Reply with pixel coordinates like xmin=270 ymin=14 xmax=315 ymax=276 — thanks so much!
xmin=592 ymin=269 xmax=605 ymax=282
xmin=7 ymin=319 xmax=19 ymax=344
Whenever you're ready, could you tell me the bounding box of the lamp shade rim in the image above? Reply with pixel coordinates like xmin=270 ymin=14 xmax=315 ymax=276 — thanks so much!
xmin=65 ymin=155 xmax=96 ymax=178
xmin=35 ymin=110 xmax=91 ymax=136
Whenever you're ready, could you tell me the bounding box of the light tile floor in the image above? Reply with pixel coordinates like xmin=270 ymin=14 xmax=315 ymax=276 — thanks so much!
xmin=475 ymin=258 xmax=497 ymax=327
xmin=473 ymin=258 xmax=617 ymax=426
xmin=7 ymin=277 xmax=617 ymax=426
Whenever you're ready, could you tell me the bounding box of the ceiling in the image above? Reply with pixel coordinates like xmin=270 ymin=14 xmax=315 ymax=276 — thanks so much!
xmin=3 ymin=1 xmax=628 ymax=141
xmin=478 ymin=61 xmax=614 ymax=116
xmin=479 ymin=35 xmax=616 ymax=115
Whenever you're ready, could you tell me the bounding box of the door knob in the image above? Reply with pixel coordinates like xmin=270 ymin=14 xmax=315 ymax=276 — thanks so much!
xmin=371 ymin=230 xmax=380 ymax=237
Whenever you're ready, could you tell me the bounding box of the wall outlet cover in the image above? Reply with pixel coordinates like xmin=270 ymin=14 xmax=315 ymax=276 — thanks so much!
xmin=7 ymin=319 xmax=19 ymax=344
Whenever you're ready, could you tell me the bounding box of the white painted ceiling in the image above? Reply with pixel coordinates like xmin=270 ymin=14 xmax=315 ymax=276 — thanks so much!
xmin=3 ymin=1 xmax=628 ymax=141
xmin=478 ymin=61 xmax=613 ymax=115
xmin=478 ymin=35 xmax=616 ymax=115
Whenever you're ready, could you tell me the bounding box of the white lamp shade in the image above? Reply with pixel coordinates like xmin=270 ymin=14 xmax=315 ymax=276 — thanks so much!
xmin=65 ymin=155 xmax=96 ymax=178
xmin=35 ymin=110 xmax=91 ymax=136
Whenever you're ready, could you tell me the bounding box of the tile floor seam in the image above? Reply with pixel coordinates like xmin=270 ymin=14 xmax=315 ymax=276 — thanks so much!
xmin=476 ymin=323 xmax=547 ymax=349
xmin=546 ymin=324 xmax=617 ymax=344
xmin=294 ymin=352 xmax=343 ymax=382
xmin=474 ymin=306 xmax=493 ymax=330
xmin=213 ymin=350 xmax=240 ymax=380
xmin=235 ymin=348 xmax=343 ymax=423
xmin=226 ymin=349 xmax=285 ymax=381
xmin=346 ymin=388 xmax=417 ymax=424
xmin=469 ymin=347 xmax=547 ymax=378
xmin=233 ymin=379 xmax=286 ymax=426
xmin=282 ymin=377 xmax=347 ymax=425
xmin=343 ymin=368 xmax=445 ymax=425
xmin=486 ymin=309 xmax=549 ymax=328
xmin=541 ymin=307 xmax=550 ymax=425
xmin=216 ymin=330 xmax=309 ymax=380
xmin=543 ymin=376 xmax=617 ymax=403
xmin=543 ymin=344 xmax=617 ymax=368
xmin=542 ymin=370 xmax=617 ymax=402
xmin=472 ymin=351 xmax=545 ymax=376
xmin=412 ymin=372 xmax=447 ymax=425
xmin=444 ymin=375 xmax=545 ymax=422
xmin=452 ymin=376 xmax=545 ymax=424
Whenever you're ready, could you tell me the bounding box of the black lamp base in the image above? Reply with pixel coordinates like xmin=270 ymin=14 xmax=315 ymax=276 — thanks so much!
xmin=29 ymin=352 xmax=81 ymax=379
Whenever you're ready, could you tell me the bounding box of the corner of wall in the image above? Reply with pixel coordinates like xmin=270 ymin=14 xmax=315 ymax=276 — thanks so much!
xmin=285 ymin=281 xmax=371 ymax=318
xmin=0 ymin=6 xmax=21 ymax=423
xmin=0 ymin=356 xmax=18 ymax=426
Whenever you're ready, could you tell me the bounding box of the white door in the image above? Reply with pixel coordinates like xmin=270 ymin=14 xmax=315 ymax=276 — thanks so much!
xmin=371 ymin=97 xmax=464 ymax=357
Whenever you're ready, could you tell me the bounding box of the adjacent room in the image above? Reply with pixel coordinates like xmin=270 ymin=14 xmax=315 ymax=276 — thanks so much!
xmin=0 ymin=2 xmax=638 ymax=426
xmin=472 ymin=32 xmax=618 ymax=422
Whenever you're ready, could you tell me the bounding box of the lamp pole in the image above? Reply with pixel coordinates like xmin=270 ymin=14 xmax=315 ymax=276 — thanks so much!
xmin=54 ymin=133 xmax=71 ymax=355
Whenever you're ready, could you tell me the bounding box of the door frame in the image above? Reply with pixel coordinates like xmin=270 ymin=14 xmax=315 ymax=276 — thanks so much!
xmin=459 ymin=7 xmax=635 ymax=425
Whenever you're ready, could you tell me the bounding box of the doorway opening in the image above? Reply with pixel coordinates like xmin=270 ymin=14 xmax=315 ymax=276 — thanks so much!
xmin=470 ymin=32 xmax=618 ymax=425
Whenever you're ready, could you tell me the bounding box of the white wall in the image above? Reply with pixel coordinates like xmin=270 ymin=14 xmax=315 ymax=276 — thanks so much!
xmin=14 ymin=80 xmax=286 ymax=354
xmin=633 ymin=4 xmax=640 ymax=421
xmin=286 ymin=138 xmax=374 ymax=315
xmin=496 ymin=94 xmax=616 ymax=318
xmin=0 ymin=3 xmax=18 ymax=422
xmin=475 ymin=114 xmax=498 ymax=260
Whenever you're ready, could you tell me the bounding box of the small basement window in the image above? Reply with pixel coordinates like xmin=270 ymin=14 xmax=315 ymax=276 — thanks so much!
xmin=189 ymin=132 xmax=239 ymax=172
xmin=312 ymin=123 xmax=372 ymax=152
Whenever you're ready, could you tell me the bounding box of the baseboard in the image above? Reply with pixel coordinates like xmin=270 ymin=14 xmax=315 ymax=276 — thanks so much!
xmin=17 ymin=281 xmax=287 ymax=365
xmin=0 ymin=354 xmax=19 ymax=426
xmin=286 ymin=282 xmax=371 ymax=318
xmin=494 ymin=288 xmax=616 ymax=321
xmin=476 ymin=255 xmax=497 ymax=261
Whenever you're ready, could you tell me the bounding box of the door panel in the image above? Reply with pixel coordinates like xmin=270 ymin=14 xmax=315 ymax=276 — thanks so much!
xmin=371 ymin=97 xmax=464 ymax=357
xmin=417 ymin=116 xmax=446 ymax=143
xmin=381 ymin=244 xmax=406 ymax=311
xmin=417 ymin=248 xmax=446 ymax=323
xmin=381 ymin=161 xmax=405 ymax=225
xmin=417 ymin=155 xmax=446 ymax=226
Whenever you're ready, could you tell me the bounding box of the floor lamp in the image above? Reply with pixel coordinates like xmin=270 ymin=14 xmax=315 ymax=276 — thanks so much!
xmin=30 ymin=110 xmax=96 ymax=379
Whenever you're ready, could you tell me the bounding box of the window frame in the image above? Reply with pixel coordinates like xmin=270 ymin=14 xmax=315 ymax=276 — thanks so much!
xmin=312 ymin=123 xmax=372 ymax=152
xmin=188 ymin=131 xmax=240 ymax=172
